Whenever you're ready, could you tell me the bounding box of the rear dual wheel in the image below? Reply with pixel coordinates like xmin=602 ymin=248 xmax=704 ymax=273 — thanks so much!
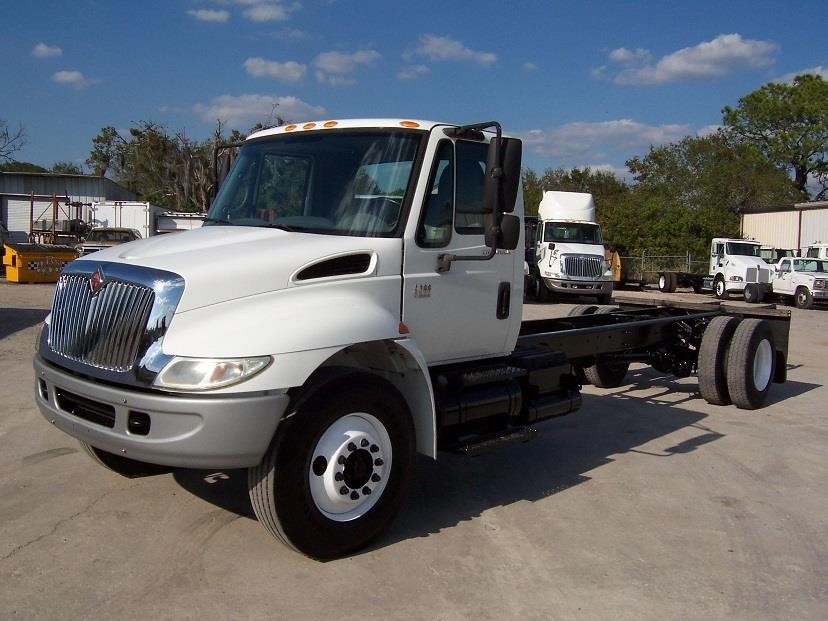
xmin=658 ymin=272 xmax=677 ymax=293
xmin=698 ymin=317 xmax=776 ymax=409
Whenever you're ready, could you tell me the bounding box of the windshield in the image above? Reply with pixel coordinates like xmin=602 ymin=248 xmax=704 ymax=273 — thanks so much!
xmin=793 ymin=259 xmax=827 ymax=272
xmin=726 ymin=242 xmax=762 ymax=257
xmin=542 ymin=221 xmax=602 ymax=244
xmin=208 ymin=130 xmax=423 ymax=237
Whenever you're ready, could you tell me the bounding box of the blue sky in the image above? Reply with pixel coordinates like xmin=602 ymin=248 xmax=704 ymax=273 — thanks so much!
xmin=3 ymin=0 xmax=826 ymax=178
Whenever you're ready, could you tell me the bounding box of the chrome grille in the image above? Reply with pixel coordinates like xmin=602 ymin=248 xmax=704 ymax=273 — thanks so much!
xmin=563 ymin=255 xmax=603 ymax=278
xmin=49 ymin=274 xmax=155 ymax=371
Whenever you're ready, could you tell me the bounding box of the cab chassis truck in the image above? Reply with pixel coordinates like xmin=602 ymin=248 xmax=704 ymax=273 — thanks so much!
xmin=34 ymin=119 xmax=790 ymax=559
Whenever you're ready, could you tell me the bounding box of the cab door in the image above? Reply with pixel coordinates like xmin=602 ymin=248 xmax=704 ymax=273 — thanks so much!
xmin=775 ymin=259 xmax=793 ymax=294
xmin=401 ymin=136 xmax=521 ymax=364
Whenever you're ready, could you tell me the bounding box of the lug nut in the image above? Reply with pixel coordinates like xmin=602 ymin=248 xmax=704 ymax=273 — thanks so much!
xmin=337 ymin=455 xmax=346 ymax=465
xmin=361 ymin=438 xmax=369 ymax=447
xmin=362 ymin=487 xmax=371 ymax=495
xmin=350 ymin=491 xmax=359 ymax=500
xmin=347 ymin=442 xmax=356 ymax=452
xmin=339 ymin=486 xmax=349 ymax=495
xmin=335 ymin=472 xmax=344 ymax=481
xmin=371 ymin=474 xmax=381 ymax=483
xmin=370 ymin=444 xmax=379 ymax=453
xmin=374 ymin=458 xmax=383 ymax=466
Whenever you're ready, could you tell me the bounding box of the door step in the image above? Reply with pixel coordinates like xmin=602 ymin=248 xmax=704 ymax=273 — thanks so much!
xmin=446 ymin=426 xmax=538 ymax=456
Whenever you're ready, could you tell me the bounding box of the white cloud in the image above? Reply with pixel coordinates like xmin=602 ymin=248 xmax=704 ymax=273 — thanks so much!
xmin=397 ymin=64 xmax=430 ymax=80
xmin=244 ymin=57 xmax=306 ymax=82
xmin=32 ymin=42 xmax=62 ymax=58
xmin=193 ymin=94 xmax=325 ymax=126
xmin=523 ymin=62 xmax=537 ymax=72
xmin=408 ymin=34 xmax=496 ymax=66
xmin=314 ymin=49 xmax=380 ymax=85
xmin=241 ymin=2 xmax=299 ymax=22
xmin=522 ymin=119 xmax=690 ymax=162
xmin=608 ymin=34 xmax=777 ymax=85
xmin=608 ymin=47 xmax=651 ymax=64
xmin=187 ymin=9 xmax=230 ymax=22
xmin=52 ymin=70 xmax=97 ymax=89
xmin=775 ymin=66 xmax=828 ymax=83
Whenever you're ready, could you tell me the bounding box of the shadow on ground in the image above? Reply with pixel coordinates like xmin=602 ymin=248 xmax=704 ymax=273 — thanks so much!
xmin=0 ymin=308 xmax=49 ymax=340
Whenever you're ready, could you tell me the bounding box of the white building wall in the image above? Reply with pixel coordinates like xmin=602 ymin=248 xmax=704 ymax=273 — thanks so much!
xmin=800 ymin=209 xmax=828 ymax=247
xmin=741 ymin=211 xmax=800 ymax=249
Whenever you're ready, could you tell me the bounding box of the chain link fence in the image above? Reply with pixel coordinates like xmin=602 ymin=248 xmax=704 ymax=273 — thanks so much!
xmin=619 ymin=251 xmax=708 ymax=285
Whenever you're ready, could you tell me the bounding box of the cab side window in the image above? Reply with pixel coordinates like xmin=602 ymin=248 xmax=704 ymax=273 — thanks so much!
xmin=417 ymin=141 xmax=454 ymax=248
xmin=780 ymin=260 xmax=791 ymax=273
xmin=454 ymin=141 xmax=489 ymax=235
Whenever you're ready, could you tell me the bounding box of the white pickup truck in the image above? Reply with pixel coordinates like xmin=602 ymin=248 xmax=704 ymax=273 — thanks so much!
xmin=770 ymin=257 xmax=828 ymax=309
xmin=34 ymin=119 xmax=791 ymax=559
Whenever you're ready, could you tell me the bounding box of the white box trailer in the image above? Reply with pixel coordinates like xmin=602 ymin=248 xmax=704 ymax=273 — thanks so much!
xmin=86 ymin=201 xmax=167 ymax=239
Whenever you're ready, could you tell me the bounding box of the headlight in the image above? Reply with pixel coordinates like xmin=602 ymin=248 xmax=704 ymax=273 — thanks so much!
xmin=814 ymin=279 xmax=825 ymax=289
xmin=154 ymin=356 xmax=271 ymax=391
xmin=729 ymin=275 xmax=743 ymax=282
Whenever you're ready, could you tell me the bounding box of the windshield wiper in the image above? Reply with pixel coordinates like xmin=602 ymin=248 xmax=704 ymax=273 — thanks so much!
xmin=203 ymin=217 xmax=234 ymax=226
xmin=263 ymin=223 xmax=298 ymax=232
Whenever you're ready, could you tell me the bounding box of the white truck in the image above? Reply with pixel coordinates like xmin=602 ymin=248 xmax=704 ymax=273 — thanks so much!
xmin=34 ymin=119 xmax=791 ymax=559
xmin=804 ymin=243 xmax=828 ymax=260
xmin=657 ymin=238 xmax=773 ymax=301
xmin=526 ymin=191 xmax=613 ymax=303
xmin=768 ymin=257 xmax=828 ymax=309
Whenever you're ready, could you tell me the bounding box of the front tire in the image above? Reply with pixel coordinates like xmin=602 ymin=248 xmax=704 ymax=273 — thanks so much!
xmin=714 ymin=276 xmax=729 ymax=300
xmin=794 ymin=286 xmax=813 ymax=309
xmin=248 ymin=374 xmax=415 ymax=560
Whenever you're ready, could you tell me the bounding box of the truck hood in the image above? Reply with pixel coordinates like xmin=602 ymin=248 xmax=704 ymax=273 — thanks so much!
xmin=726 ymin=256 xmax=769 ymax=270
xmin=74 ymin=226 xmax=403 ymax=312
xmin=553 ymin=242 xmax=605 ymax=256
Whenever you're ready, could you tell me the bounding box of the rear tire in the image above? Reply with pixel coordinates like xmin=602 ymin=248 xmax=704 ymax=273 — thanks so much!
xmin=79 ymin=442 xmax=172 ymax=478
xmin=744 ymin=283 xmax=760 ymax=304
xmin=697 ymin=316 xmax=739 ymax=406
xmin=668 ymin=272 xmax=678 ymax=292
xmin=658 ymin=273 xmax=670 ymax=292
xmin=794 ymin=286 xmax=813 ymax=309
xmin=248 ymin=373 xmax=415 ymax=560
xmin=726 ymin=319 xmax=776 ymax=410
xmin=535 ymin=277 xmax=552 ymax=303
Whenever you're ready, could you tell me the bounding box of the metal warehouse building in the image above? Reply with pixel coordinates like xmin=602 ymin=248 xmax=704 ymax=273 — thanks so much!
xmin=741 ymin=201 xmax=828 ymax=252
xmin=1 ymin=172 xmax=136 ymax=242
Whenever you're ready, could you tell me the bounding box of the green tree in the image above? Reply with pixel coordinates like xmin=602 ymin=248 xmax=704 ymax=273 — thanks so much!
xmin=86 ymin=126 xmax=123 ymax=176
xmin=50 ymin=161 xmax=84 ymax=175
xmin=624 ymin=132 xmax=799 ymax=257
xmin=0 ymin=160 xmax=47 ymax=173
xmin=723 ymin=74 xmax=828 ymax=197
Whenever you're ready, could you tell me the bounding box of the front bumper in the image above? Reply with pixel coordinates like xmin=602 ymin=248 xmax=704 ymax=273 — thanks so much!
xmin=34 ymin=354 xmax=290 ymax=469
xmin=812 ymin=289 xmax=828 ymax=300
xmin=543 ymin=278 xmax=613 ymax=295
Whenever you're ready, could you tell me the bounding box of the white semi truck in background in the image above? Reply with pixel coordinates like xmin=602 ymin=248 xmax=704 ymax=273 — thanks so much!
xmin=526 ymin=191 xmax=613 ymax=303
xmin=658 ymin=237 xmax=773 ymax=301
xmin=34 ymin=119 xmax=791 ymax=559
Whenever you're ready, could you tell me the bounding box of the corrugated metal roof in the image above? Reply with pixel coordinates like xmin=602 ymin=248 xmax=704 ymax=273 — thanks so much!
xmin=0 ymin=173 xmax=136 ymax=203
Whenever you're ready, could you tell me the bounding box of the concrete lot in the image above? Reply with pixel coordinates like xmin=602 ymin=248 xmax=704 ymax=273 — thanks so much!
xmin=1 ymin=281 xmax=826 ymax=620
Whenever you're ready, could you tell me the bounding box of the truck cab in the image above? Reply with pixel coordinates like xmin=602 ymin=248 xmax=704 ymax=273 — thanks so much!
xmin=771 ymin=257 xmax=828 ymax=308
xmin=804 ymin=243 xmax=828 ymax=260
xmin=527 ymin=191 xmax=612 ymax=303
xmin=709 ymin=238 xmax=771 ymax=299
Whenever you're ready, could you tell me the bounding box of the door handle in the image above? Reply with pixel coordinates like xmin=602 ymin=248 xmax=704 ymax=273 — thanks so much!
xmin=496 ymin=282 xmax=511 ymax=319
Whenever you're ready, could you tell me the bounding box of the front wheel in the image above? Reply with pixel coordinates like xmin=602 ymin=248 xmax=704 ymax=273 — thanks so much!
xmin=248 ymin=374 xmax=415 ymax=560
xmin=714 ymin=276 xmax=729 ymax=300
xmin=794 ymin=286 xmax=813 ymax=309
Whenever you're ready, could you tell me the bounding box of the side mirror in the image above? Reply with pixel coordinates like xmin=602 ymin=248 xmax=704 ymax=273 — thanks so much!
xmin=483 ymin=138 xmax=523 ymax=216
xmin=548 ymin=242 xmax=555 ymax=251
